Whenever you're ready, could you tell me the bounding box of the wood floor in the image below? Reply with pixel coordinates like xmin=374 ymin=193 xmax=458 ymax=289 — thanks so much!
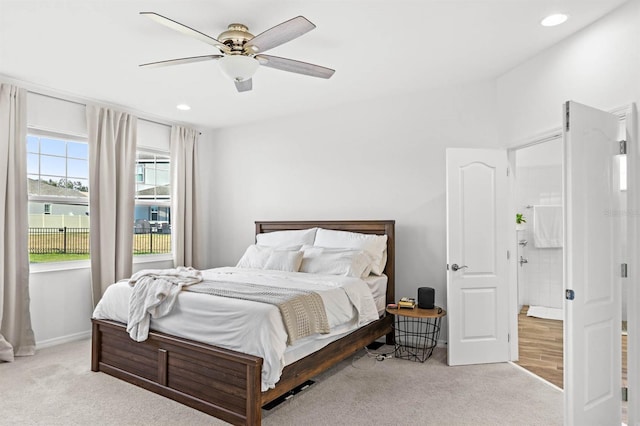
xmin=515 ymin=305 xmax=628 ymax=390
xmin=515 ymin=306 xmax=564 ymax=388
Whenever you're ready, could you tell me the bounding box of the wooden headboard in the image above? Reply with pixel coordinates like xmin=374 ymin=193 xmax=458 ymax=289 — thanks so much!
xmin=255 ymin=220 xmax=395 ymax=306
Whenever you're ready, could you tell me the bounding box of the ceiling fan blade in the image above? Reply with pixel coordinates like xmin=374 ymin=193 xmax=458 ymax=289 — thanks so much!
xmin=244 ymin=16 xmax=315 ymax=54
xmin=139 ymin=54 xmax=223 ymax=68
xmin=256 ymin=55 xmax=335 ymax=79
xmin=140 ymin=12 xmax=230 ymax=53
xmin=234 ymin=79 xmax=253 ymax=92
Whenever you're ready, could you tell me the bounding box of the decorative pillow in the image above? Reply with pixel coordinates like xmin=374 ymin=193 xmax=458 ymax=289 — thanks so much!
xmin=313 ymin=228 xmax=388 ymax=275
xmin=256 ymin=228 xmax=317 ymax=247
xmin=236 ymin=245 xmax=272 ymax=269
xmin=300 ymin=247 xmax=373 ymax=278
xmin=236 ymin=245 xmax=303 ymax=272
xmin=263 ymin=250 xmax=304 ymax=272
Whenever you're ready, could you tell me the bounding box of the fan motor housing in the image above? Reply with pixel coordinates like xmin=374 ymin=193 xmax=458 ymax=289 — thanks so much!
xmin=218 ymin=24 xmax=254 ymax=53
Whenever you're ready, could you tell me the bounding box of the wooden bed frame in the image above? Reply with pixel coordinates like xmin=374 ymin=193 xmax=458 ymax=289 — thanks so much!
xmin=91 ymin=220 xmax=395 ymax=425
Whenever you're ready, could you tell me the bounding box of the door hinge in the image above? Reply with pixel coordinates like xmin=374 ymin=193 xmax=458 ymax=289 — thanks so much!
xmin=622 ymin=387 xmax=628 ymax=402
xmin=508 ymin=333 xmax=510 ymax=343
xmin=621 ymin=263 xmax=628 ymax=278
xmin=619 ymin=140 xmax=627 ymax=155
xmin=507 ymin=167 xmax=510 ymax=177
xmin=507 ymin=250 xmax=510 ymax=260
xmin=565 ymin=289 xmax=575 ymax=300
xmin=565 ymin=102 xmax=570 ymax=132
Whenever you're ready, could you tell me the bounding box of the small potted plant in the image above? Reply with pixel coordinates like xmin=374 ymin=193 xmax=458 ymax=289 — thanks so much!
xmin=516 ymin=213 xmax=527 ymax=231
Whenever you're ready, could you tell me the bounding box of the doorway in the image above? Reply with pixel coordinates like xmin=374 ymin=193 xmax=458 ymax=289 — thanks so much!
xmin=511 ymin=137 xmax=565 ymax=387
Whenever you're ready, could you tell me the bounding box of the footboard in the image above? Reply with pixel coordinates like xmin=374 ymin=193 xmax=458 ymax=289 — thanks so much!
xmin=91 ymin=319 xmax=263 ymax=425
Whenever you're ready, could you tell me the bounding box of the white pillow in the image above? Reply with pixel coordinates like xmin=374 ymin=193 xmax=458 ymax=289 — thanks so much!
xmin=236 ymin=245 xmax=272 ymax=269
xmin=313 ymin=228 xmax=388 ymax=275
xmin=300 ymin=247 xmax=373 ymax=278
xmin=263 ymin=250 xmax=304 ymax=272
xmin=256 ymin=228 xmax=318 ymax=247
xmin=236 ymin=245 xmax=304 ymax=272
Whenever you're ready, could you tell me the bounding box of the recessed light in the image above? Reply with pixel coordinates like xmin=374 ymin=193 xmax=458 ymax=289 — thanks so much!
xmin=176 ymin=104 xmax=191 ymax=111
xmin=541 ymin=13 xmax=568 ymax=27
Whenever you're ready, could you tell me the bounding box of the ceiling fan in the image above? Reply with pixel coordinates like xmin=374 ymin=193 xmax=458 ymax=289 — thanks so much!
xmin=139 ymin=12 xmax=335 ymax=92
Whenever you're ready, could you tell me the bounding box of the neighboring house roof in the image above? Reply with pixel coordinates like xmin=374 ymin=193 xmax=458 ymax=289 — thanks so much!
xmin=28 ymin=179 xmax=170 ymax=199
xmin=136 ymin=185 xmax=170 ymax=197
xmin=28 ymin=179 xmax=88 ymax=198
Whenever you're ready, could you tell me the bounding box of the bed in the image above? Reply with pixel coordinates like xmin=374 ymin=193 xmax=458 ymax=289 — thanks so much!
xmin=91 ymin=220 xmax=395 ymax=425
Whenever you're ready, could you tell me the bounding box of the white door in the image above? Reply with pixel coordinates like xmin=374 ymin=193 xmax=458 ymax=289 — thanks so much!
xmin=446 ymin=148 xmax=510 ymax=366
xmin=563 ymin=101 xmax=621 ymax=425
xmin=626 ymin=104 xmax=638 ymax=426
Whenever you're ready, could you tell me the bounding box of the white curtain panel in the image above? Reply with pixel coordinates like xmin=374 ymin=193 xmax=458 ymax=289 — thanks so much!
xmin=170 ymin=125 xmax=199 ymax=267
xmin=87 ymin=105 xmax=137 ymax=306
xmin=0 ymin=84 xmax=35 ymax=362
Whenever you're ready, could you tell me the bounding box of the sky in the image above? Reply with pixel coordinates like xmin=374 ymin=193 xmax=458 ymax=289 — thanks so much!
xmin=27 ymin=135 xmax=89 ymax=190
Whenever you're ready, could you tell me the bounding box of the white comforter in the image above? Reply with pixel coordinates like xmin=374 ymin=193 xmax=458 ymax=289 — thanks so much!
xmin=92 ymin=267 xmax=379 ymax=391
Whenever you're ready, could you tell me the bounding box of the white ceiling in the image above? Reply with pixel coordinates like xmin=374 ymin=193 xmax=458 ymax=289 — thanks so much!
xmin=0 ymin=0 xmax=629 ymax=129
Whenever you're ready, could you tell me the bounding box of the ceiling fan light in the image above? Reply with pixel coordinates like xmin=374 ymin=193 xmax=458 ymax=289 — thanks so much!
xmin=218 ymin=55 xmax=259 ymax=82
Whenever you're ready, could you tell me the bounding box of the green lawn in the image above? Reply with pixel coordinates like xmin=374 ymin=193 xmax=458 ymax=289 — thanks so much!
xmin=29 ymin=253 xmax=90 ymax=263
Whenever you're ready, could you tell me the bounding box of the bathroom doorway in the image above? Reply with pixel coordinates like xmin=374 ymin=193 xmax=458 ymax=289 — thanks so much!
xmin=512 ymin=137 xmax=565 ymax=387
xmin=510 ymin=119 xmax=629 ymax=406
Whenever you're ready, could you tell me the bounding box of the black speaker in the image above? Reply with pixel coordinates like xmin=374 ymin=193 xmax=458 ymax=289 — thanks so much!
xmin=418 ymin=287 xmax=435 ymax=309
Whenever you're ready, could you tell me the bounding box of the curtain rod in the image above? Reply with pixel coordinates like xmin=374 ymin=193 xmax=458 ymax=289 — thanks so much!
xmin=29 ymin=90 xmax=85 ymax=107
xmin=29 ymin=91 xmax=170 ymax=128
xmin=26 ymin=89 xmax=201 ymax=134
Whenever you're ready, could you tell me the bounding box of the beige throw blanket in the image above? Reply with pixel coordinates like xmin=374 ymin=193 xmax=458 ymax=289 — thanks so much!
xmin=187 ymin=281 xmax=330 ymax=345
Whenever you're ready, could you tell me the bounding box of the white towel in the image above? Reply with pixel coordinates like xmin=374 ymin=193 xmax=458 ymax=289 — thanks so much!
xmin=127 ymin=266 xmax=203 ymax=341
xmin=533 ymin=205 xmax=563 ymax=248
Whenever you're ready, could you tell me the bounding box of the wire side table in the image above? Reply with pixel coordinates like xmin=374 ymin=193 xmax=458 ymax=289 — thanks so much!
xmin=385 ymin=306 xmax=446 ymax=362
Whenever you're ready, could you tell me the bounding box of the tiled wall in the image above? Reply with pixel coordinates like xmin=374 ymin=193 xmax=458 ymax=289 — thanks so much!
xmin=515 ymin=165 xmax=563 ymax=309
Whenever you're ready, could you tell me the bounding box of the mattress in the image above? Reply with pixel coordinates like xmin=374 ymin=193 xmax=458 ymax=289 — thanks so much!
xmin=92 ymin=267 xmax=381 ymax=391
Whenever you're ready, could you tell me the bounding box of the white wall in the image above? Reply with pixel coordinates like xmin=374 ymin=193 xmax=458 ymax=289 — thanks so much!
xmin=514 ymin=139 xmax=563 ymax=311
xmin=497 ymin=0 xmax=640 ymax=145
xmin=515 ymin=166 xmax=563 ymax=310
xmin=498 ymin=0 xmax=640 ymax=326
xmin=196 ymin=80 xmax=500 ymax=338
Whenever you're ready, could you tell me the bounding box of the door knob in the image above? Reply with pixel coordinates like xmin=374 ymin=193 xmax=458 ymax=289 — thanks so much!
xmin=451 ymin=263 xmax=468 ymax=271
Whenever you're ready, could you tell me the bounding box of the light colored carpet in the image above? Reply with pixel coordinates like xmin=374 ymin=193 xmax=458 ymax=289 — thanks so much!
xmin=1 ymin=339 xmax=562 ymax=425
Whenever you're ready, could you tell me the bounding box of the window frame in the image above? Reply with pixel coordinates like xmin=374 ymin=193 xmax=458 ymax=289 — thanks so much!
xmin=27 ymin=132 xmax=175 ymax=267
xmin=27 ymin=128 xmax=91 ymax=269
xmin=133 ymin=148 xmax=172 ymax=260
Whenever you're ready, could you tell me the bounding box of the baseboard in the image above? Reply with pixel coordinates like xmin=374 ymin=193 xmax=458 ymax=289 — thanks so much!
xmin=36 ymin=330 xmax=91 ymax=349
xmin=508 ymin=361 xmax=563 ymax=393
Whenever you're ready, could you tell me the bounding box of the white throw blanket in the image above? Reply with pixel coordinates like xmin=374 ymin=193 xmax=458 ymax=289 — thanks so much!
xmin=127 ymin=267 xmax=203 ymax=341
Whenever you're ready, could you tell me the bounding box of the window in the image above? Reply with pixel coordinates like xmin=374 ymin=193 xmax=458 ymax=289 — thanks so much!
xmin=134 ymin=151 xmax=171 ymax=255
xmin=135 ymin=164 xmax=145 ymax=183
xmin=27 ymin=132 xmax=90 ymax=263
